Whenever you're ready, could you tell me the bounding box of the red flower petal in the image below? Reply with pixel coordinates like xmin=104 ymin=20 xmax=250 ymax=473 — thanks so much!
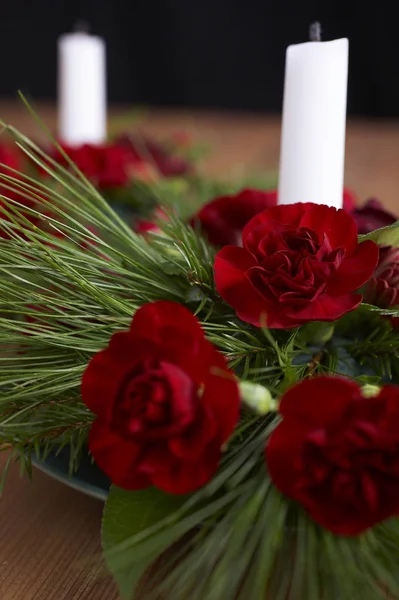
xmin=129 ymin=301 xmax=215 ymax=381
xmin=278 ymin=376 xmax=361 ymax=426
xmin=353 ymin=198 xmax=397 ymax=234
xmin=299 ymin=205 xmax=358 ymax=255
xmin=343 ymin=188 xmax=357 ymax=213
xmin=263 ymin=311 xmax=306 ymax=329
xmin=81 ymin=331 xmax=146 ymax=420
xmin=265 ymin=293 xmax=362 ymax=328
xmin=202 ymin=357 xmax=241 ymax=443
xmin=194 ymin=189 xmax=358 ymax=248
xmin=169 ymin=405 xmax=217 ymax=461
xmin=215 ymin=202 xmax=373 ymax=329
xmin=295 ymin=494 xmax=385 ymax=536
xmin=89 ymin=420 xmax=151 ymax=490
xmin=151 ymin=444 xmax=222 ymax=494
xmin=214 ymin=246 xmax=267 ymax=326
xmin=242 ymin=203 xmax=312 ymax=248
xmin=193 ymin=188 xmax=278 ymax=246
xmin=214 ymin=245 xmax=258 ymax=273
xmin=266 ymin=418 xmax=310 ymax=493
xmin=130 ymin=300 xmax=203 ymax=344
xmin=132 ymin=307 xmax=207 ymax=372
xmin=327 ymin=240 xmax=379 ymax=295
xmin=298 ymin=292 xmax=362 ymax=322
xmin=83 ymin=300 xmax=240 ymax=495
xmin=266 ymin=377 xmax=399 ymax=535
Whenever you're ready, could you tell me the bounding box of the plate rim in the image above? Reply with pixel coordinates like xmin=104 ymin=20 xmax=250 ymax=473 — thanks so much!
xmin=31 ymin=454 xmax=108 ymax=502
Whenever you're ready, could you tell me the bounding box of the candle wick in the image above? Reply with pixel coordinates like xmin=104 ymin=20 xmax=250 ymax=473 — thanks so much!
xmin=309 ymin=22 xmax=322 ymax=42
xmin=74 ymin=20 xmax=90 ymax=34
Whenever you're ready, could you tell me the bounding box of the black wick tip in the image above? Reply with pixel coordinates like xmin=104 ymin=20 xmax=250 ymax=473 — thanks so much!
xmin=74 ymin=20 xmax=90 ymax=34
xmin=309 ymin=22 xmax=322 ymax=42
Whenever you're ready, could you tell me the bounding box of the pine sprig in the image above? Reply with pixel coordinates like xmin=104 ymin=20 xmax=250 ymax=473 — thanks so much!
xmin=337 ymin=309 xmax=399 ymax=378
xmin=104 ymin=420 xmax=399 ymax=600
xmin=0 ymin=122 xmax=284 ymax=480
xmin=1 ymin=115 xmax=399 ymax=600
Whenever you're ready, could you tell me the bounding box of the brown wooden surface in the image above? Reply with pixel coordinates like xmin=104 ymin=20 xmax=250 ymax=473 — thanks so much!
xmin=1 ymin=103 xmax=399 ymax=600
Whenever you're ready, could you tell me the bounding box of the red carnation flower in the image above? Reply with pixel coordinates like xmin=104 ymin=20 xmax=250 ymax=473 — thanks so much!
xmin=0 ymin=143 xmax=41 ymax=239
xmin=192 ymin=188 xmax=277 ymax=246
xmin=266 ymin=376 xmax=399 ymax=536
xmin=214 ymin=203 xmax=379 ymax=329
xmin=321 ymin=189 xmax=396 ymax=234
xmin=193 ymin=188 xmax=356 ymax=248
xmin=364 ymin=245 xmax=399 ymax=328
xmin=49 ymin=139 xmax=187 ymax=189
xmin=342 ymin=188 xmax=357 ymax=214
xmin=364 ymin=245 xmax=399 ymax=309
xmin=49 ymin=143 xmax=145 ymax=190
xmin=352 ymin=198 xmax=397 ymax=234
xmin=0 ymin=143 xmax=21 ymax=183
xmin=0 ymin=143 xmax=26 ymax=208
xmin=191 ymin=188 xmax=355 ymax=246
xmin=82 ymin=300 xmax=240 ymax=494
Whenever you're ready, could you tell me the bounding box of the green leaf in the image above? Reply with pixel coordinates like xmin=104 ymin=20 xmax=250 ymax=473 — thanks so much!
xmin=359 ymin=220 xmax=399 ymax=246
xmin=356 ymin=374 xmax=382 ymax=385
xmin=299 ymin=321 xmax=335 ymax=344
xmin=101 ymin=485 xmax=190 ymax=599
xmin=360 ymin=303 xmax=399 ymax=317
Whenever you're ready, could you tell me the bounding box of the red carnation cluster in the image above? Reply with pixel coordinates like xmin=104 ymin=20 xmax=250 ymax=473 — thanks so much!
xmin=0 ymin=143 xmax=40 ymax=239
xmin=266 ymin=376 xmax=399 ymax=536
xmin=47 ymin=137 xmax=190 ymax=192
xmin=82 ymin=300 xmax=399 ymax=536
xmin=192 ymin=188 xmax=355 ymax=247
xmin=82 ymin=301 xmax=240 ymax=495
xmin=141 ymin=187 xmax=357 ymax=245
xmin=0 ymin=142 xmax=102 ymax=246
xmin=214 ymin=203 xmax=378 ymax=328
xmin=49 ymin=143 xmax=147 ymax=189
xmin=192 ymin=188 xmax=278 ymax=246
xmin=190 ymin=188 xmax=397 ymax=248
xmin=0 ymin=144 xmax=21 ymax=190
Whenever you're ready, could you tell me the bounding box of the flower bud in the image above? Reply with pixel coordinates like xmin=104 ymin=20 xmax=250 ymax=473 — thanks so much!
xmin=352 ymin=198 xmax=396 ymax=234
xmin=361 ymin=384 xmax=381 ymax=398
xmin=239 ymin=381 xmax=277 ymax=415
xmin=364 ymin=245 xmax=399 ymax=308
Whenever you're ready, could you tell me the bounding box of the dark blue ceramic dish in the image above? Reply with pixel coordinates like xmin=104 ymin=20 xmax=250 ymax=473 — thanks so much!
xmin=32 ymin=447 xmax=110 ymax=501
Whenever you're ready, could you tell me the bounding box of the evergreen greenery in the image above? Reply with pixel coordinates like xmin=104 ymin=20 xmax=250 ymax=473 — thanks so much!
xmin=1 ymin=116 xmax=399 ymax=599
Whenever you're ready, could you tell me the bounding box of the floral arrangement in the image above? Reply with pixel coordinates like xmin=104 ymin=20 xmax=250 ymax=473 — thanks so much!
xmin=1 ymin=120 xmax=399 ymax=600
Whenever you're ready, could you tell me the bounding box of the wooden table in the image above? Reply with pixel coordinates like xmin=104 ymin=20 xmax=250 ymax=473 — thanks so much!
xmin=1 ymin=104 xmax=399 ymax=600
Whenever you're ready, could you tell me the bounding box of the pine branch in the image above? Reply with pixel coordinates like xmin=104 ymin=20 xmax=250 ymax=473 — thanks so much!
xmin=345 ymin=324 xmax=399 ymax=379
xmin=0 ymin=122 xmax=284 ymax=481
xmin=104 ymin=419 xmax=399 ymax=600
xmin=2 ymin=117 xmax=399 ymax=600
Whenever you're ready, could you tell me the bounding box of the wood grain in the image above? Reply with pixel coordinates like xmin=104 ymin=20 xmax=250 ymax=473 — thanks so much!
xmin=0 ymin=455 xmax=117 ymax=600
xmin=0 ymin=103 xmax=399 ymax=600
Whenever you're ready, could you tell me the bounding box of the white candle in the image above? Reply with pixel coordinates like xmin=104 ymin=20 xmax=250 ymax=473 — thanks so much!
xmin=278 ymin=36 xmax=349 ymax=208
xmin=58 ymin=30 xmax=107 ymax=145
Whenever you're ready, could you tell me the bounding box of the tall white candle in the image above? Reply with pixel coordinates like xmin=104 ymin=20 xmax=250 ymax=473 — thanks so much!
xmin=58 ymin=30 xmax=107 ymax=145
xmin=278 ymin=37 xmax=349 ymax=208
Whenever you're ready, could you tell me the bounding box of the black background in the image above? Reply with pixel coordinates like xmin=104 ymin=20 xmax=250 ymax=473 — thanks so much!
xmin=1 ymin=2 xmax=398 ymax=116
